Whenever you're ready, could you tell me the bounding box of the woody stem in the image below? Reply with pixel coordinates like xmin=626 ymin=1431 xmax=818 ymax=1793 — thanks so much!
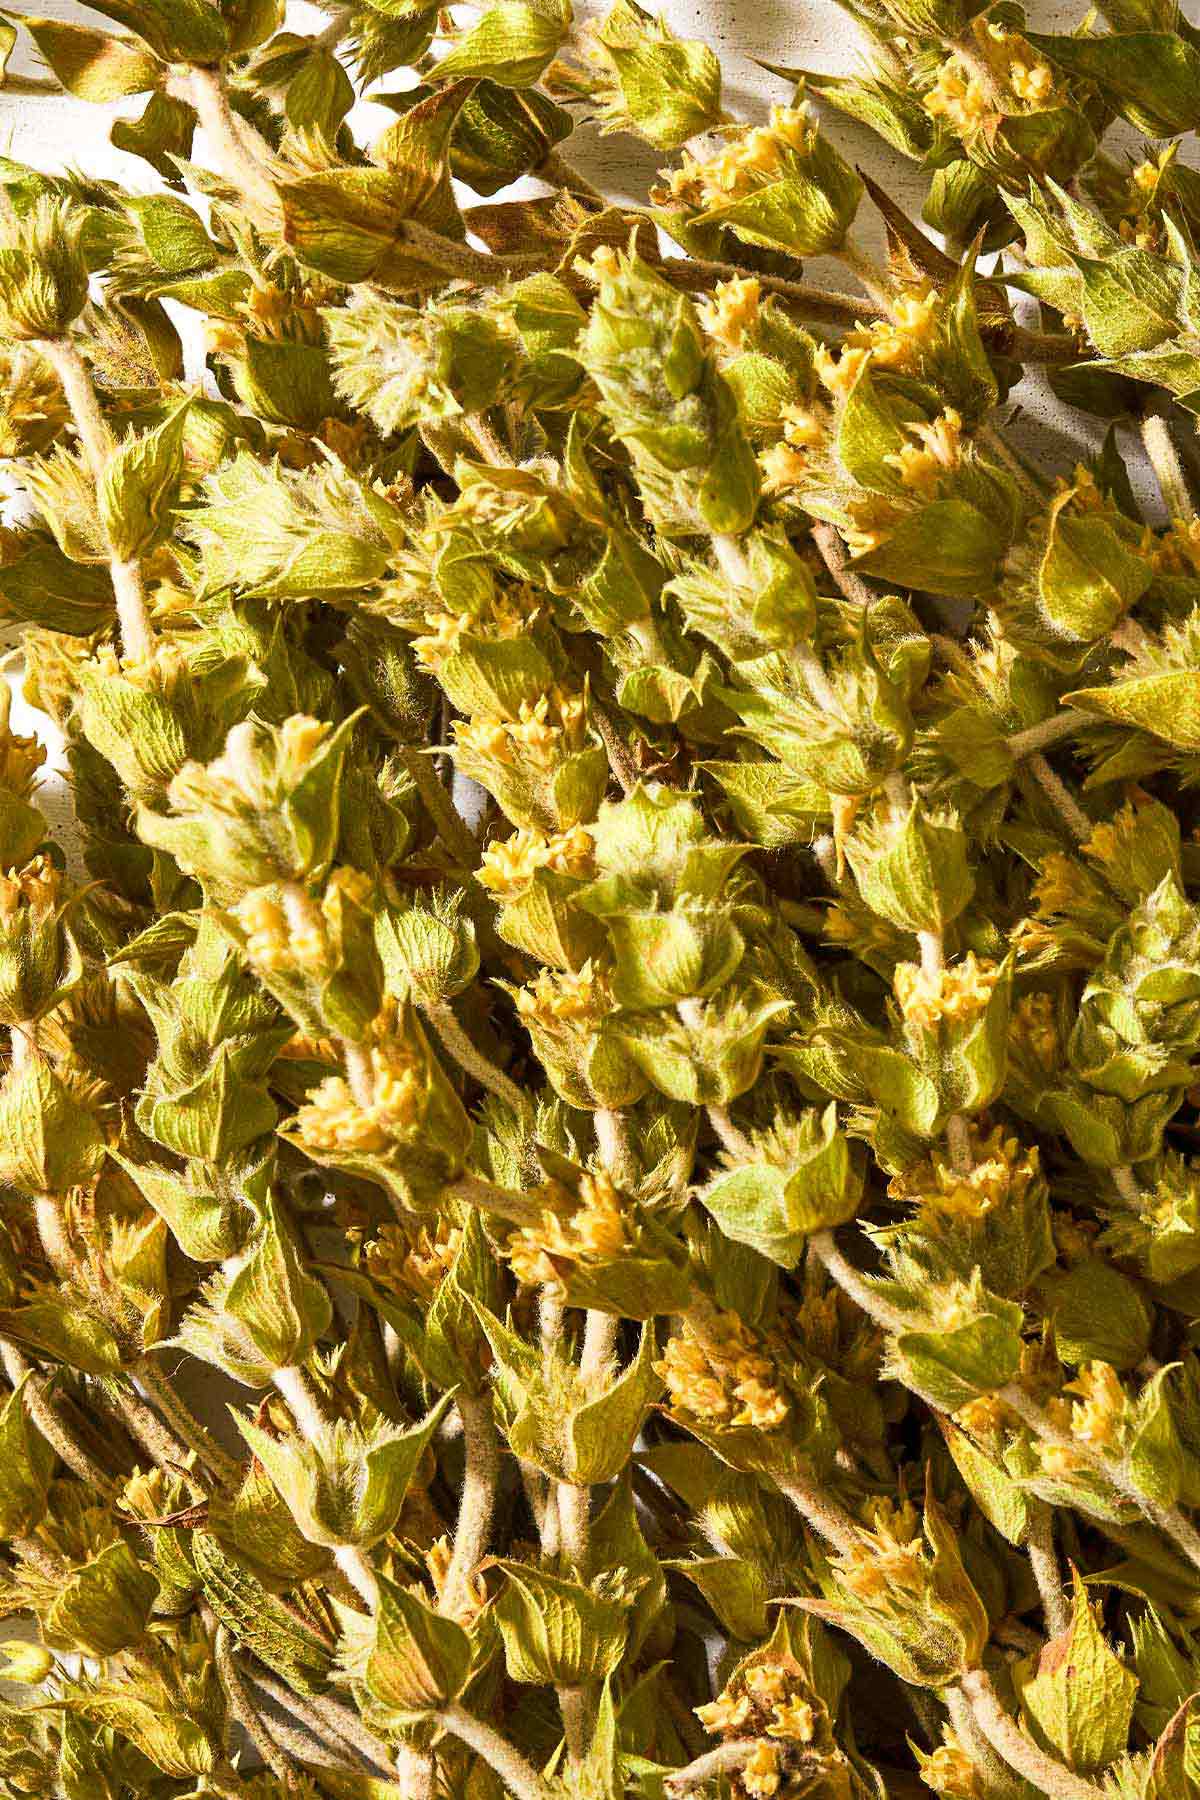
xmin=443 ymin=1389 xmax=501 ymax=1617
xmin=957 ymin=1669 xmax=1109 ymax=1800
xmin=34 ymin=336 xmax=154 ymax=663
xmin=423 ymin=1000 xmax=530 ymax=1118
xmin=437 ymin=1704 xmax=553 ymax=1800
xmin=1024 ymin=1500 xmax=1070 ymax=1637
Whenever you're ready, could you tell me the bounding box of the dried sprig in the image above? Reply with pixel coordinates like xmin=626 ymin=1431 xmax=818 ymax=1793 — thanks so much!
xmin=1 ymin=1 xmax=1200 ymax=1797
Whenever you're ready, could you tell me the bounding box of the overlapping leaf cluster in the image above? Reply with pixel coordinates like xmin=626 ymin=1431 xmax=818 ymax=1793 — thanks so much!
xmin=4 ymin=0 xmax=1200 ymax=1795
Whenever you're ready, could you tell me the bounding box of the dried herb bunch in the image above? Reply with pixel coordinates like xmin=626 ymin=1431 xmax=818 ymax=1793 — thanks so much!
xmin=5 ymin=0 xmax=1200 ymax=1794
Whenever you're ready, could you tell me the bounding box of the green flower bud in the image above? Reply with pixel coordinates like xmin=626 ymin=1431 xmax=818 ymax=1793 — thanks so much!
xmin=846 ymin=804 xmax=974 ymax=937
xmin=0 ymin=1056 xmax=105 ymax=1195
xmin=233 ymin=1394 xmax=449 ymax=1549
xmin=139 ymin=712 xmax=360 ymax=897
xmin=616 ymin=987 xmax=790 ymax=1107
xmin=0 ymin=854 xmax=80 ymax=1027
xmin=0 ymin=1375 xmax=56 ymax=1538
xmin=375 ymin=889 xmax=480 ymax=1005
xmin=493 ymin=1562 xmax=628 ymax=1685
xmin=174 ymin=1192 xmax=331 ymax=1387
xmin=41 ymin=1539 xmax=159 ymax=1658
xmin=0 ymin=197 xmax=89 ymax=341
xmin=701 ymin=1102 xmax=864 ymax=1267
xmin=325 ymin=290 xmax=519 ymax=436
xmin=588 ymin=0 xmax=723 ymax=151
xmin=577 ymin=250 xmax=760 ymax=537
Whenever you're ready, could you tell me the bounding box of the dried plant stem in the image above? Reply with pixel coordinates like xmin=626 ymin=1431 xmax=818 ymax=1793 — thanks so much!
xmin=944 ymin=1686 xmax=1025 ymax=1800
xmin=33 ymin=1192 xmax=72 ymax=1277
xmin=34 ymin=336 xmax=154 ymax=662
xmin=1006 ymin=713 xmax=1082 ymax=758
xmin=248 ymin=1666 xmax=398 ymax=1777
xmin=399 ymin=747 xmax=482 ymax=866
xmin=810 ymin=1229 xmax=914 ymax=1335
xmin=100 ymin=1372 xmax=197 ymax=1475
xmin=664 ymin=1739 xmax=759 ymax=1794
xmin=958 ymin=1669 xmax=1108 ymax=1800
xmin=438 ymin=1703 xmax=552 ymax=1800
xmin=776 ymin=1468 xmax=861 ymax=1554
xmin=424 ymin=1000 xmax=529 ymax=1117
xmin=175 ymin=67 xmax=280 ymax=216
xmin=0 ymin=1337 xmax=118 ymax=1495
xmin=1024 ymin=1501 xmax=1070 ymax=1637
xmin=214 ymin=1622 xmax=296 ymax=1782
xmin=443 ymin=1389 xmax=501 ymax=1615
xmin=1024 ymin=755 xmax=1092 ymax=845
xmin=811 ymin=520 xmax=877 ymax=606
xmin=135 ymin=1356 xmax=243 ymax=1488
xmin=1140 ymin=411 xmax=1195 ymax=521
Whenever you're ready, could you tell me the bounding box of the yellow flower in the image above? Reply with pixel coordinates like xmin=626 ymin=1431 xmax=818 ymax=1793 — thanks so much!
xmin=0 ymin=852 xmax=58 ymax=925
xmin=890 ymin=1126 xmax=1040 ymax=1225
xmin=657 ymin=1313 xmax=789 ymax=1433
xmin=1066 ymin=1361 xmax=1126 ymax=1450
xmin=884 ymin=409 xmax=964 ymax=496
xmin=924 ymin=58 xmax=991 ymax=131
xmin=920 ymin=1731 xmax=983 ymax=1797
xmin=293 ymin=1045 xmax=423 ymax=1154
xmin=895 ymin=953 xmax=999 ymax=1034
xmin=411 ymin=610 xmax=471 ymax=671
xmin=699 ymin=276 xmax=762 ymax=350
xmin=696 ymin=1691 xmax=752 ymax=1733
xmin=768 ymin=1696 xmax=815 ymax=1742
xmin=479 ymin=827 xmax=553 ymax=898
xmin=506 ymin=1169 xmax=629 ymax=1294
xmin=742 ymin=1742 xmax=782 ymax=1798
xmin=1009 ymin=57 xmax=1054 ymax=104
xmin=515 ymin=963 xmax=608 ymax=1025
xmin=364 ymin=1219 xmax=462 ymax=1303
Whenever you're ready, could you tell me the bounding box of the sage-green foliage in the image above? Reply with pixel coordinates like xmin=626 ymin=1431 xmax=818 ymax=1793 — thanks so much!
xmin=5 ymin=1 xmax=1200 ymax=1797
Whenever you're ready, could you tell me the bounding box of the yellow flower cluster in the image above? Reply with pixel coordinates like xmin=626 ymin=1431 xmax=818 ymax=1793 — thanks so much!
xmin=0 ymin=852 xmax=58 ymax=925
xmin=884 ymin=409 xmax=964 ymax=498
xmin=658 ymin=1311 xmax=790 ymax=1431
xmin=1154 ymin=517 xmax=1200 ymax=577
xmin=760 ymin=402 xmax=831 ymax=495
xmin=92 ymin=638 xmax=189 ymax=694
xmin=364 ymin=1218 xmax=462 ymax=1304
xmin=833 ymin=1497 xmax=927 ymax=1601
xmin=895 ymin=953 xmax=1000 ymax=1035
xmin=515 ymin=961 xmax=610 ymax=1026
xmin=234 ymin=868 xmax=372 ymax=976
xmin=890 ymin=1126 xmax=1041 ymax=1224
xmin=696 ymin=1657 xmax=818 ymax=1800
xmin=455 ymin=688 xmax=586 ymax=773
xmin=923 ymin=58 xmax=992 ymax=132
xmin=663 ymin=105 xmax=815 ymax=209
xmin=918 ymin=1730 xmax=984 ymax=1798
xmin=478 ymin=824 xmax=595 ymax=899
xmin=507 ymin=1168 xmax=628 ymax=1290
xmin=743 ymin=1744 xmax=784 ymax=1797
xmin=698 ymin=276 xmax=762 ymax=350
xmin=1038 ymin=1362 xmax=1127 ymax=1477
xmin=411 ymin=586 xmax=539 ymax=673
xmin=293 ymin=1043 xmax=423 ymax=1154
